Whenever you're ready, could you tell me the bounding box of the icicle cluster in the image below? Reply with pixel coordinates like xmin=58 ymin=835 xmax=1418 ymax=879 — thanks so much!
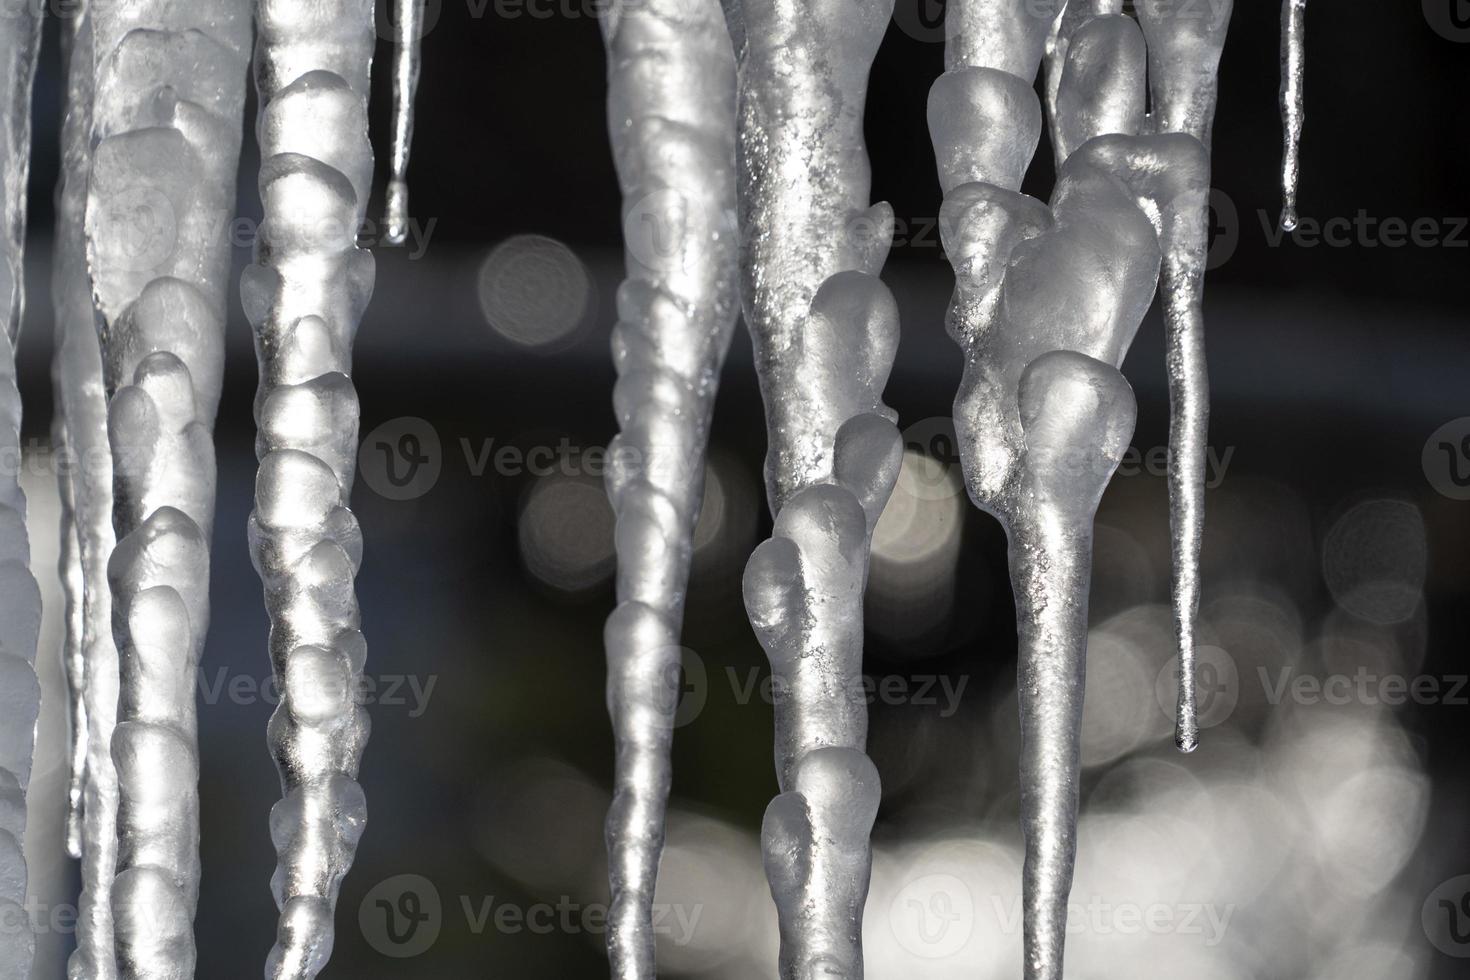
xmin=722 ymin=0 xmax=902 ymax=974
xmin=1279 ymin=0 xmax=1307 ymax=231
xmin=54 ymin=6 xmax=126 ymax=976
xmin=928 ymin=0 xmax=1232 ymax=976
xmin=385 ymin=0 xmax=427 ymax=246
xmin=83 ymin=1 xmax=250 ymax=975
xmin=243 ymin=3 xmax=377 ymax=978
xmin=598 ymin=0 xmax=740 ymax=976
xmin=0 ymin=9 xmax=42 ymax=978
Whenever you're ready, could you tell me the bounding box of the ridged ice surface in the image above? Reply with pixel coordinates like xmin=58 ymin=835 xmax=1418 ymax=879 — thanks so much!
xmin=0 ymin=9 xmax=42 ymax=980
xmin=598 ymin=0 xmax=739 ymax=976
xmin=55 ymin=7 xmax=124 ymax=978
xmin=723 ymin=0 xmax=901 ymax=974
xmin=385 ymin=0 xmax=426 ymax=245
xmin=84 ymin=1 xmax=250 ymax=976
xmin=244 ymin=3 xmax=377 ymax=977
xmin=929 ymin=1 xmax=1230 ymax=976
xmin=1279 ymin=0 xmax=1307 ymax=231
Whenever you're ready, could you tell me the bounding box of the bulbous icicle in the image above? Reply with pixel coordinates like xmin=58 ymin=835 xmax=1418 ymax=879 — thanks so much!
xmin=725 ymin=0 xmax=902 ymax=973
xmin=84 ymin=0 xmax=250 ymax=975
xmin=55 ymin=7 xmax=124 ymax=978
xmin=597 ymin=0 xmax=739 ymax=976
xmin=244 ymin=3 xmax=377 ymax=977
xmin=0 ymin=7 xmax=43 ymax=979
xmin=932 ymin=1 xmax=1226 ymax=974
xmin=385 ymin=0 xmax=427 ymax=245
xmin=1279 ymin=0 xmax=1306 ymax=232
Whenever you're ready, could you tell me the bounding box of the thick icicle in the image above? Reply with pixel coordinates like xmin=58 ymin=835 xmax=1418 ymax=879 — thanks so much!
xmin=55 ymin=7 xmax=124 ymax=977
xmin=930 ymin=1 xmax=1223 ymax=975
xmin=0 ymin=7 xmax=43 ymax=980
xmin=243 ymin=4 xmax=377 ymax=977
xmin=84 ymin=1 xmax=250 ymax=975
xmin=385 ymin=0 xmax=427 ymax=246
xmin=597 ymin=0 xmax=739 ymax=976
xmin=1279 ymin=0 xmax=1306 ymax=231
xmin=723 ymin=0 xmax=903 ymax=974
xmin=1136 ymin=0 xmax=1233 ymax=753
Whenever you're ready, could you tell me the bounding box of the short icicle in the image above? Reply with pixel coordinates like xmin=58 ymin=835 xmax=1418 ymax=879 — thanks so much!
xmin=1279 ymin=0 xmax=1307 ymax=232
xmin=385 ymin=0 xmax=427 ymax=246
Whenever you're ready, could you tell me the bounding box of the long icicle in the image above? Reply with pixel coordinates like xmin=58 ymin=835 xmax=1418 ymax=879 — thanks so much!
xmin=1136 ymin=0 xmax=1233 ymax=753
xmin=384 ymin=0 xmax=427 ymax=246
xmin=0 ymin=3 xmax=42 ymax=975
xmin=244 ymin=2 xmax=377 ymax=976
xmin=55 ymin=6 xmax=124 ymax=976
xmin=930 ymin=1 xmax=1224 ymax=974
xmin=0 ymin=0 xmax=42 ymax=975
xmin=724 ymin=0 xmax=903 ymax=974
xmin=597 ymin=0 xmax=739 ymax=976
xmin=57 ymin=409 xmax=88 ymax=863
xmin=1279 ymin=0 xmax=1306 ymax=231
xmin=85 ymin=1 xmax=251 ymax=974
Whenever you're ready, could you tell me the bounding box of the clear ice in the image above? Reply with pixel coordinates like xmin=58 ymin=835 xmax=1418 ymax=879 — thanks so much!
xmin=243 ymin=2 xmax=378 ymax=977
xmin=84 ymin=0 xmax=250 ymax=975
xmin=723 ymin=0 xmax=903 ymax=974
xmin=0 ymin=6 xmax=42 ymax=977
xmin=929 ymin=0 xmax=1230 ymax=975
xmin=55 ymin=5 xmax=124 ymax=976
xmin=597 ymin=0 xmax=740 ymax=976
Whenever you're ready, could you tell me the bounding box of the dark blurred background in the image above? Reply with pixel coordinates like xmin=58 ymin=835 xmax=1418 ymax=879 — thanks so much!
xmin=13 ymin=0 xmax=1470 ymax=977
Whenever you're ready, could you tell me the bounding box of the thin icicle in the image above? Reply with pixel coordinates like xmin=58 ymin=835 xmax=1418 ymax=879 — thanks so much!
xmin=597 ymin=0 xmax=739 ymax=976
xmin=930 ymin=0 xmax=1225 ymax=974
xmin=723 ymin=0 xmax=902 ymax=974
xmin=385 ymin=0 xmax=427 ymax=246
xmin=85 ymin=1 xmax=251 ymax=975
xmin=244 ymin=3 xmax=377 ymax=977
xmin=1136 ymin=0 xmax=1234 ymax=754
xmin=55 ymin=7 xmax=123 ymax=976
xmin=56 ymin=409 xmax=88 ymax=862
xmin=0 ymin=6 xmax=43 ymax=978
xmin=1279 ymin=0 xmax=1307 ymax=231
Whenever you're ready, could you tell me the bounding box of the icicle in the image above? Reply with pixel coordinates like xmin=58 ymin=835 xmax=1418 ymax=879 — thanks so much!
xmin=385 ymin=0 xmax=426 ymax=246
xmin=57 ymin=408 xmax=88 ymax=862
xmin=930 ymin=0 xmax=1225 ymax=974
xmin=85 ymin=1 xmax=250 ymax=975
xmin=723 ymin=0 xmax=902 ymax=974
xmin=1136 ymin=0 xmax=1234 ymax=754
xmin=243 ymin=4 xmax=377 ymax=977
xmin=0 ymin=7 xmax=44 ymax=978
xmin=55 ymin=7 xmax=124 ymax=977
xmin=597 ymin=0 xmax=739 ymax=976
xmin=1279 ymin=0 xmax=1307 ymax=232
